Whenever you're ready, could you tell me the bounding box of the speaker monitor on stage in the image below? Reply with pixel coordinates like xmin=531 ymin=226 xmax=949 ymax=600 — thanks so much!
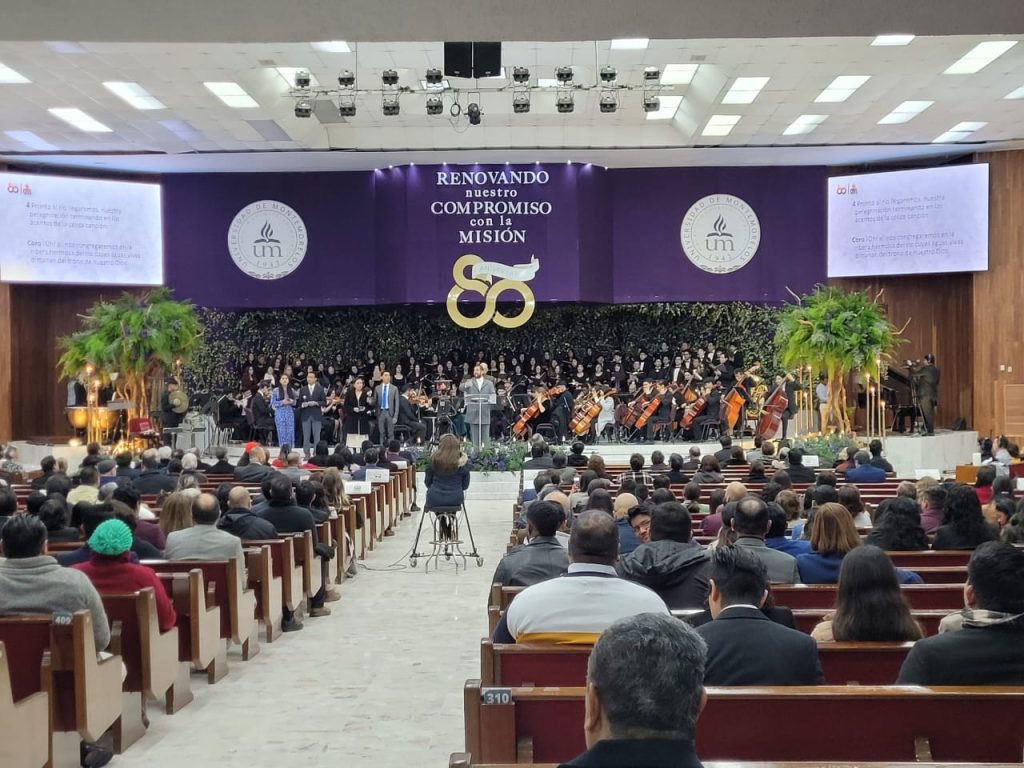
xmin=444 ymin=41 xmax=502 ymax=79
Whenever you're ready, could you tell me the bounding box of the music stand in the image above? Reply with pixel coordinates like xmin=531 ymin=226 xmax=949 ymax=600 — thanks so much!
xmin=464 ymin=392 xmax=495 ymax=449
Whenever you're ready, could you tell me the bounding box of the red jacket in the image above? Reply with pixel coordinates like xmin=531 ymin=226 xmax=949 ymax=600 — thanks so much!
xmin=73 ymin=554 xmax=177 ymax=632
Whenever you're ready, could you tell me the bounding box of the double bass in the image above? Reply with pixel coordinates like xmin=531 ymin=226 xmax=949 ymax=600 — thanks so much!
xmin=755 ymin=376 xmax=790 ymax=440
xmin=723 ymin=362 xmax=762 ymax=432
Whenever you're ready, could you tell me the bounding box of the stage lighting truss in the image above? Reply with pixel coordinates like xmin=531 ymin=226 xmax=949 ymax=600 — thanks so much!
xmin=285 ymin=64 xmax=676 ymax=120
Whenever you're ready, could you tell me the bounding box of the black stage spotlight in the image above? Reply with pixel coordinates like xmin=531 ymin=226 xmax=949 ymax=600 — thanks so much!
xmin=643 ymin=66 xmax=660 ymax=82
xmin=467 ymin=102 xmax=482 ymax=125
xmin=382 ymin=68 xmax=399 ymax=86
xmin=556 ymin=93 xmax=574 ymax=113
xmin=555 ymin=66 xmax=573 ymax=84
xmin=512 ymin=66 xmax=530 ymax=84
xmin=382 ymin=95 xmax=400 ymax=116
xmin=294 ymin=98 xmax=313 ymax=118
xmin=426 ymin=95 xmax=444 ymax=115
xmin=425 ymin=67 xmax=443 ymax=85
xmin=294 ymin=69 xmax=311 ymax=88
xmin=599 ymin=92 xmax=618 ymax=113
xmin=338 ymin=69 xmax=355 ymax=88
xmin=512 ymin=92 xmax=530 ymax=113
xmin=338 ymin=97 xmax=356 ymax=117
xmin=600 ymin=66 xmax=617 ymax=83
xmin=642 ymin=94 xmax=660 ymax=112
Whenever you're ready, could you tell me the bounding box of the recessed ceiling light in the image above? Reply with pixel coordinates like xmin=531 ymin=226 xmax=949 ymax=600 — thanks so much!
xmin=871 ymin=34 xmax=915 ymax=46
xmin=4 ymin=130 xmax=58 ymax=151
xmin=645 ymin=95 xmax=683 ymax=121
xmin=815 ymin=75 xmax=870 ymax=103
xmin=103 ymin=81 xmax=165 ymax=110
xmin=702 ymin=114 xmax=741 ymax=136
xmin=721 ymin=76 xmax=770 ymax=105
xmin=311 ymin=41 xmax=352 ymax=53
xmin=48 ymin=108 xmax=112 ymax=133
xmin=944 ymin=40 xmax=1018 ymax=74
xmin=933 ymin=121 xmax=987 ymax=143
xmin=0 ymin=62 xmax=30 ymax=84
xmin=610 ymin=38 xmax=649 ymax=50
xmin=1004 ymin=85 xmax=1024 ymax=99
xmin=661 ymin=64 xmax=699 ymax=85
xmin=274 ymin=68 xmax=318 ymax=88
xmin=877 ymin=100 xmax=934 ymax=124
xmin=204 ymin=82 xmax=259 ymax=108
xmin=783 ymin=114 xmax=827 ymax=136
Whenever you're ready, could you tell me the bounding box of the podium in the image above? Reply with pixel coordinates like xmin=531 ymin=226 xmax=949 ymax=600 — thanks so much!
xmin=464 ymin=392 xmax=495 ymax=449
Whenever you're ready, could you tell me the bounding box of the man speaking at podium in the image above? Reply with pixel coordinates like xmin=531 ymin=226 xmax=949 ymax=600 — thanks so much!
xmin=462 ymin=363 xmax=495 ymax=449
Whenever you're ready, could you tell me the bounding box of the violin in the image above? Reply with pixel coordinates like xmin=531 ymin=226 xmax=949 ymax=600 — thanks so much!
xmin=755 ymin=376 xmax=790 ymax=440
xmin=723 ymin=362 xmax=762 ymax=431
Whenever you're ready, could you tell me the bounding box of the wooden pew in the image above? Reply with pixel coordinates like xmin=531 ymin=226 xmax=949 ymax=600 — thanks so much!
xmin=772 ymin=584 xmax=964 ymax=611
xmin=155 ymin=569 xmax=228 ymax=684
xmin=245 ymin=544 xmax=283 ymax=642
xmin=479 ymin=640 xmax=913 ymax=688
xmin=887 ymin=551 xmax=972 ymax=568
xmin=327 ymin=515 xmax=350 ymax=584
xmin=100 ymin=588 xmax=193 ymax=718
xmin=0 ymin=641 xmax=49 ymax=768
xmin=144 ymin=558 xmax=260 ymax=660
xmin=244 ymin=537 xmax=304 ymax=618
xmin=289 ymin=530 xmax=317 ymax=605
xmin=463 ymin=681 xmax=1024 ymax=764
xmin=317 ymin=521 xmax=341 ymax=587
xmin=0 ymin=611 xmax=123 ymax=768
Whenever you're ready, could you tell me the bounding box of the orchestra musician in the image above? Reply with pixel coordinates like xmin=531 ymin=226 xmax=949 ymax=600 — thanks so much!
xmin=322 ymin=384 xmax=344 ymax=442
xmin=160 ymin=377 xmax=187 ymax=446
xmin=549 ymin=382 xmax=575 ymax=443
xmin=779 ymin=373 xmax=800 ymax=439
xmin=397 ymin=385 xmax=428 ymax=445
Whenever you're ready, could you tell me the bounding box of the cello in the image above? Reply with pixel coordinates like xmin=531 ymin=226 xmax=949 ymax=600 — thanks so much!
xmin=571 ymin=388 xmax=616 ymax=436
xmin=512 ymin=385 xmax=564 ymax=438
xmin=723 ymin=362 xmax=761 ymax=432
xmin=680 ymin=385 xmax=711 ymax=431
xmin=622 ymin=387 xmax=653 ymax=428
xmin=755 ymin=376 xmax=790 ymax=440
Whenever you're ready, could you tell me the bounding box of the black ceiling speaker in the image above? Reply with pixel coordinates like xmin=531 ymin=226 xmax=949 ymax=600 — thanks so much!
xmin=444 ymin=41 xmax=502 ymax=79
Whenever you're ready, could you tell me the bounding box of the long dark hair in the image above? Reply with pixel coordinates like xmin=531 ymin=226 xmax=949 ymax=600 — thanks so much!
xmin=831 ymin=545 xmax=922 ymax=642
xmin=944 ymin=484 xmax=997 ymax=547
xmin=869 ymin=497 xmax=929 ymax=551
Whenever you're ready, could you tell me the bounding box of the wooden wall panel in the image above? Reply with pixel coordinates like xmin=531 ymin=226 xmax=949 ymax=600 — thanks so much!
xmin=830 ymin=274 xmax=973 ymax=430
xmin=972 ymin=150 xmax=1024 ymax=440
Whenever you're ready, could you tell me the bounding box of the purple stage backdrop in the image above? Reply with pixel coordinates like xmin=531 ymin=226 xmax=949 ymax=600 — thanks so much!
xmin=163 ymin=164 xmax=826 ymax=308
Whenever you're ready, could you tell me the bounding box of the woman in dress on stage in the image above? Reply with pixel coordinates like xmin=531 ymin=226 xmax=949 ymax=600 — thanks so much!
xmin=270 ymin=373 xmax=297 ymax=447
xmin=343 ymin=376 xmax=373 ymax=448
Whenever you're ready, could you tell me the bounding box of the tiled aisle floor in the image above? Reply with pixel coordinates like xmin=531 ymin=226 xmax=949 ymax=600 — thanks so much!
xmin=115 ymin=497 xmax=508 ymax=768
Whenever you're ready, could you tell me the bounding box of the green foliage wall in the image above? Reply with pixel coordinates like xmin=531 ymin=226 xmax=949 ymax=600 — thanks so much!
xmin=186 ymin=302 xmax=782 ymax=392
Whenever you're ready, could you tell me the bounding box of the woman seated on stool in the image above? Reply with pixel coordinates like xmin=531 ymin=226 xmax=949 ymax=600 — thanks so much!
xmin=424 ymin=434 xmax=471 ymax=540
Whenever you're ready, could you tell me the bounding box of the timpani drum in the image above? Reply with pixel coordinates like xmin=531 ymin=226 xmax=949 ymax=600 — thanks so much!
xmin=66 ymin=407 xmax=89 ymax=430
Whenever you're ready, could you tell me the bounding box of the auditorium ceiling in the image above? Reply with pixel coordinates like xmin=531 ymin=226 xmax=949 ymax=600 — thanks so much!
xmin=0 ymin=31 xmax=1022 ymax=171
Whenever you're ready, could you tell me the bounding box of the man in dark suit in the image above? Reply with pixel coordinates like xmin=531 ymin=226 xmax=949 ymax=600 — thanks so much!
xmin=868 ymin=438 xmax=894 ymax=473
xmin=251 ymin=381 xmax=275 ymax=435
xmin=133 ymin=449 xmax=177 ymax=494
xmin=557 ymin=612 xmax=706 ymax=768
xmin=843 ymin=450 xmax=887 ymax=483
xmin=897 ymin=542 xmax=1024 ymax=685
xmin=522 ymin=441 xmax=554 ymax=469
xmin=374 ymin=371 xmax=400 ymax=447
xmin=784 ymin=448 xmax=818 ymax=483
xmin=396 ymin=386 xmax=427 ymax=445
xmin=912 ymin=354 xmax=941 ymax=435
xmin=298 ymin=371 xmax=327 ymax=459
xmin=697 ymin=545 xmax=823 ymax=686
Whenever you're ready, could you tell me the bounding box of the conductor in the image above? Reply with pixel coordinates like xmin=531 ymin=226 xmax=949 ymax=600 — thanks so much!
xmin=461 ymin=363 xmax=495 ymax=449
xmin=911 ymin=354 xmax=940 ymax=436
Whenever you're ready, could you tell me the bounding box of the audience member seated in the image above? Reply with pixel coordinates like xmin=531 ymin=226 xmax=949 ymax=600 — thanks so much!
xmin=424 ymin=434 xmax=471 ymax=523
xmin=790 ymin=484 xmax=839 ymax=540
xmin=135 ymin=449 xmax=178 ymax=494
xmin=110 ymin=502 xmax=164 ymax=559
xmin=984 ymin=494 xmax=1015 ymax=534
xmin=843 ymin=450 xmax=887 ymax=484
xmin=37 ymin=497 xmax=80 ymax=542
xmin=159 ymin=491 xmax=195 ymax=539
xmin=566 ymin=441 xmax=588 ymax=467
xmin=838 ymin=484 xmax=873 ymax=527
xmin=56 ymin=507 xmax=123 ymax=567
xmin=522 ymin=442 xmax=554 ymax=469
xmin=784 ymin=448 xmax=817 ymax=483
xmin=113 ymin=451 xmax=138 ymax=482
xmin=0 ymin=486 xmax=15 ymax=532
xmin=560 ymin=613 xmax=707 ymax=768
xmin=612 ymin=493 xmax=641 ymax=555
xmin=586 ymin=488 xmax=615 ymax=517
xmin=495 ymin=511 xmax=668 ymax=644
xmin=745 ymin=460 xmax=767 ymax=482
xmin=699 ymin=488 xmax=731 ymax=536
xmin=0 ymin=515 xmax=110 ymax=650
xmin=933 ymin=484 xmax=1000 ymax=551
xmin=618 ymin=453 xmax=651 ymax=488
xmin=112 ymin=485 xmax=165 ymax=549
xmin=207 ymin=446 xmax=235 ymax=475
xmin=492 ymin=501 xmax=570 ymax=587
xmin=665 ymin=454 xmax=689 ymax=485
xmin=690 ymin=455 xmax=723 ymax=485
xmin=680 ymin=447 xmax=701 ymax=471
xmin=811 ymin=545 xmax=923 ymax=643
xmin=219 ymin=486 xmax=277 ymax=539
xmin=765 ymin=503 xmax=811 ymax=557
xmin=865 ymin=497 xmax=929 ymax=551
xmin=897 ymin=541 xmax=1024 ymax=684
xmin=868 ymin=438 xmax=894 ymax=472
xmin=731 ymin=495 xmax=799 ymax=583
xmin=180 ymin=452 xmax=209 ymax=483
xmin=166 ymin=493 xmax=247 ymax=567
xmin=73 ymin=519 xmax=177 ymax=631
xmin=973 ymin=464 xmax=997 ymax=505
xmin=67 ymin=465 xmax=101 ymax=506
xmin=619 ymin=501 xmax=710 ymax=609
xmin=745 ymin=436 xmax=765 ymax=463
xmin=712 ymin=436 xmax=733 ymax=464
xmin=258 ymin=473 xmax=332 ymax=617
xmin=697 ymin=545 xmax=823 ymax=685
xmin=587 ymin=454 xmax=610 ymax=479
xmin=726 ymin=445 xmax=748 ymax=467
xmin=30 ymin=455 xmax=59 ymax=490
xmin=234 ymin=446 xmax=275 ymax=482
xmin=627 ymin=505 xmax=652 ymax=545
